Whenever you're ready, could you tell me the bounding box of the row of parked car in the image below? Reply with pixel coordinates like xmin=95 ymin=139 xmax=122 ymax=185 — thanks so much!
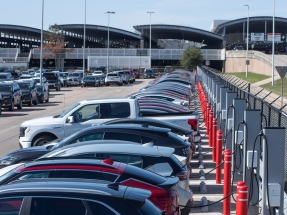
xmin=0 ymin=70 xmax=198 ymax=215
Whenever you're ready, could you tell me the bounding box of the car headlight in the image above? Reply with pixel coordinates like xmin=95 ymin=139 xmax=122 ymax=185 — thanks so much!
xmin=0 ymin=157 xmax=18 ymax=165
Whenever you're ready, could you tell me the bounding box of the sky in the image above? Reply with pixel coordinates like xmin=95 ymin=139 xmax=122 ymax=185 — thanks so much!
xmin=1 ymin=0 xmax=287 ymax=33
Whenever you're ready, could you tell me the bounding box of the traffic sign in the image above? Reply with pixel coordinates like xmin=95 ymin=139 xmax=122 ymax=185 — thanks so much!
xmin=275 ymin=66 xmax=287 ymax=79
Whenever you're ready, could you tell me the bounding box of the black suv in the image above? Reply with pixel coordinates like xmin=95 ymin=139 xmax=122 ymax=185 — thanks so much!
xmin=0 ymin=180 xmax=161 ymax=215
xmin=15 ymin=80 xmax=38 ymax=106
xmin=43 ymin=72 xmax=61 ymax=91
xmin=0 ymin=81 xmax=22 ymax=111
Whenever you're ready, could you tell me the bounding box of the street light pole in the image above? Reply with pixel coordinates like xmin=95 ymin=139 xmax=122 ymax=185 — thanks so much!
xmin=105 ymin=11 xmax=115 ymax=73
xmin=83 ymin=0 xmax=86 ymax=78
xmin=272 ymin=0 xmax=275 ymax=86
xmin=147 ymin=12 xmax=154 ymax=69
xmin=40 ymin=0 xmax=44 ymax=85
xmin=244 ymin=4 xmax=249 ymax=78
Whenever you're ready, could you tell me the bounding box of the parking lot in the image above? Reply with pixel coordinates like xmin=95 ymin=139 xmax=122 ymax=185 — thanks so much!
xmin=0 ymin=79 xmax=148 ymax=157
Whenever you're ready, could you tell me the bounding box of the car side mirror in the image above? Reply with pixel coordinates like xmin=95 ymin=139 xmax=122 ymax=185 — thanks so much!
xmin=67 ymin=116 xmax=74 ymax=123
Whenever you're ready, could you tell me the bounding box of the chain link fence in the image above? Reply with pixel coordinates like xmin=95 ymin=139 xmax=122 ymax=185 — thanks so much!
xmin=199 ymin=66 xmax=287 ymax=179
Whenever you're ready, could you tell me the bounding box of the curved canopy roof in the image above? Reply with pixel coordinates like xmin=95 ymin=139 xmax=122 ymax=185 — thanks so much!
xmin=212 ymin=16 xmax=287 ymax=34
xmin=134 ymin=24 xmax=223 ymax=45
xmin=59 ymin=24 xmax=141 ymax=41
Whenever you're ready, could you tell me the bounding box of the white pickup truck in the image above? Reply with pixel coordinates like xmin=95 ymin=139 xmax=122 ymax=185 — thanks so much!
xmin=19 ymin=98 xmax=199 ymax=148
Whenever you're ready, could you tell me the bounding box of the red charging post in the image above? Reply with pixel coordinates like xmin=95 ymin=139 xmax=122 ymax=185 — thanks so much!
xmin=216 ymin=130 xmax=223 ymax=184
xmin=212 ymin=118 xmax=217 ymax=162
xmin=208 ymin=110 xmax=214 ymax=147
xmin=236 ymin=182 xmax=248 ymax=215
xmin=223 ymin=149 xmax=232 ymax=215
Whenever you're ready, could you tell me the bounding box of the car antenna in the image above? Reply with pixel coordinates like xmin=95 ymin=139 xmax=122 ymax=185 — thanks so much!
xmin=63 ymin=94 xmax=65 ymax=113
xmin=108 ymin=182 xmax=119 ymax=191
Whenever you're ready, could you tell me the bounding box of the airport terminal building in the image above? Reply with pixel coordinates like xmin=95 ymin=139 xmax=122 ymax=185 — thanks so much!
xmin=0 ymin=16 xmax=286 ymax=69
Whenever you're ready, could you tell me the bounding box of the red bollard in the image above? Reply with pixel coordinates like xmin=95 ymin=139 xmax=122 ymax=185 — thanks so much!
xmin=223 ymin=150 xmax=232 ymax=215
xmin=216 ymin=130 xmax=223 ymax=184
xmin=208 ymin=110 xmax=214 ymax=146
xmin=212 ymin=118 xmax=217 ymax=162
xmin=236 ymin=183 xmax=248 ymax=215
xmin=206 ymin=105 xmax=210 ymax=131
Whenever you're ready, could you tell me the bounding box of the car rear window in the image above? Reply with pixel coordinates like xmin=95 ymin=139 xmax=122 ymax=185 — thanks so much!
xmin=100 ymin=103 xmax=130 ymax=118
xmin=107 ymin=74 xmax=118 ymax=77
xmin=124 ymin=165 xmax=166 ymax=185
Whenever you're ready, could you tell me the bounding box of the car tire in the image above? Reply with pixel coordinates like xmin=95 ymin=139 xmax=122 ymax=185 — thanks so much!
xmin=180 ymin=200 xmax=193 ymax=215
xmin=9 ymin=100 xmax=14 ymax=111
xmin=28 ymin=98 xmax=33 ymax=106
xmin=40 ymin=97 xmax=44 ymax=103
xmin=17 ymin=99 xmax=22 ymax=110
xmin=33 ymin=135 xmax=55 ymax=146
xmin=46 ymin=96 xmax=49 ymax=103
xmin=33 ymin=97 xmax=38 ymax=106
xmin=105 ymin=83 xmax=109 ymax=86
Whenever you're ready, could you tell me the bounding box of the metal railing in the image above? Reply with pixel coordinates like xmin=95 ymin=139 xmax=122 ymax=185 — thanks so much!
xmin=32 ymin=48 xmax=226 ymax=61
xmin=199 ymin=65 xmax=287 ymax=179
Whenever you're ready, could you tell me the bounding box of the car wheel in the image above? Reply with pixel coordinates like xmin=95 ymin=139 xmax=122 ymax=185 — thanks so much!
xmin=33 ymin=97 xmax=38 ymax=105
xmin=9 ymin=100 xmax=14 ymax=111
xmin=46 ymin=96 xmax=49 ymax=103
xmin=105 ymin=83 xmax=109 ymax=86
xmin=180 ymin=200 xmax=193 ymax=215
xmin=17 ymin=99 xmax=22 ymax=110
xmin=40 ymin=97 xmax=44 ymax=103
xmin=33 ymin=135 xmax=55 ymax=146
xmin=28 ymin=98 xmax=33 ymax=106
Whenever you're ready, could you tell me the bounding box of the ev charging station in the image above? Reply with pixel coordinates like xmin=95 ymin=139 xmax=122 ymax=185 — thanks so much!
xmin=225 ymin=92 xmax=237 ymax=150
xmin=231 ymin=98 xmax=247 ymax=172
xmin=243 ymin=110 xmax=261 ymax=206
xmin=259 ymin=127 xmax=285 ymax=215
xmin=214 ymin=83 xmax=224 ymax=119
xmin=219 ymin=87 xmax=230 ymax=131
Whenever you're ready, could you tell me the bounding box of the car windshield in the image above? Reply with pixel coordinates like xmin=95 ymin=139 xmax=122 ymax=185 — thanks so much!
xmin=20 ymin=76 xmax=31 ymax=79
xmin=36 ymin=86 xmax=43 ymax=92
xmin=146 ymin=70 xmax=152 ymax=73
xmin=51 ymin=132 xmax=81 ymax=150
xmin=59 ymin=73 xmax=66 ymax=77
xmin=0 ymin=75 xmax=7 ymax=79
xmin=107 ymin=74 xmax=118 ymax=77
xmin=69 ymin=73 xmax=80 ymax=77
xmin=58 ymin=103 xmax=81 ymax=118
xmin=0 ymin=85 xmax=12 ymax=92
xmin=17 ymin=83 xmax=30 ymax=90
xmin=84 ymin=76 xmax=95 ymax=80
xmin=94 ymin=72 xmax=102 ymax=74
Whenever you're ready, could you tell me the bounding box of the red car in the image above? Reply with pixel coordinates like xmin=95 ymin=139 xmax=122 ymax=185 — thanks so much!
xmin=131 ymin=68 xmax=140 ymax=79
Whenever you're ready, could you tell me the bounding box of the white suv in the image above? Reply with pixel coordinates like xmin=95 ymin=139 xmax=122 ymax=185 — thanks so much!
xmin=105 ymin=73 xmax=123 ymax=86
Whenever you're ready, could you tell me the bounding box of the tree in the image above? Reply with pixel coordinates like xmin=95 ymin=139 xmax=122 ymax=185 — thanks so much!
xmin=180 ymin=47 xmax=204 ymax=71
xmin=41 ymin=24 xmax=73 ymax=69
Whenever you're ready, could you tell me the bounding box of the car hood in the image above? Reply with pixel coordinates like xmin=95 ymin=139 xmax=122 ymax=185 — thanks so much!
xmin=21 ymin=90 xmax=30 ymax=94
xmin=21 ymin=116 xmax=63 ymax=126
xmin=0 ymin=92 xmax=12 ymax=96
xmin=1 ymin=145 xmax=50 ymax=161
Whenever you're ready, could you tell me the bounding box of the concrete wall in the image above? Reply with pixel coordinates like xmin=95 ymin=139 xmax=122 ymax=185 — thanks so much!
xmin=226 ymin=57 xmax=273 ymax=76
xmin=225 ymin=50 xmax=282 ymax=76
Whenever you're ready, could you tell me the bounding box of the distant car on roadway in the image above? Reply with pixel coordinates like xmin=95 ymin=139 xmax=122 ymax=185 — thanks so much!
xmin=36 ymin=85 xmax=49 ymax=103
xmin=234 ymin=46 xmax=244 ymax=51
xmin=0 ymin=73 xmax=14 ymax=81
xmin=105 ymin=72 xmax=123 ymax=86
xmin=32 ymin=77 xmax=49 ymax=92
xmin=143 ymin=69 xmax=155 ymax=79
xmin=0 ymin=81 xmax=22 ymax=111
xmin=15 ymin=80 xmax=38 ymax=106
xmin=43 ymin=72 xmax=61 ymax=91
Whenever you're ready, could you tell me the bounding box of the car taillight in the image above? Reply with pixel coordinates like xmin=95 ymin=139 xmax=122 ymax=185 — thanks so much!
xmin=176 ymin=170 xmax=190 ymax=180
xmin=188 ymin=119 xmax=198 ymax=131
xmin=149 ymin=188 xmax=179 ymax=215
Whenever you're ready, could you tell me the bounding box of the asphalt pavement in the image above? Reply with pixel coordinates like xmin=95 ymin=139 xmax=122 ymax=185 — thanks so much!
xmin=0 ymin=79 xmax=149 ymax=158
